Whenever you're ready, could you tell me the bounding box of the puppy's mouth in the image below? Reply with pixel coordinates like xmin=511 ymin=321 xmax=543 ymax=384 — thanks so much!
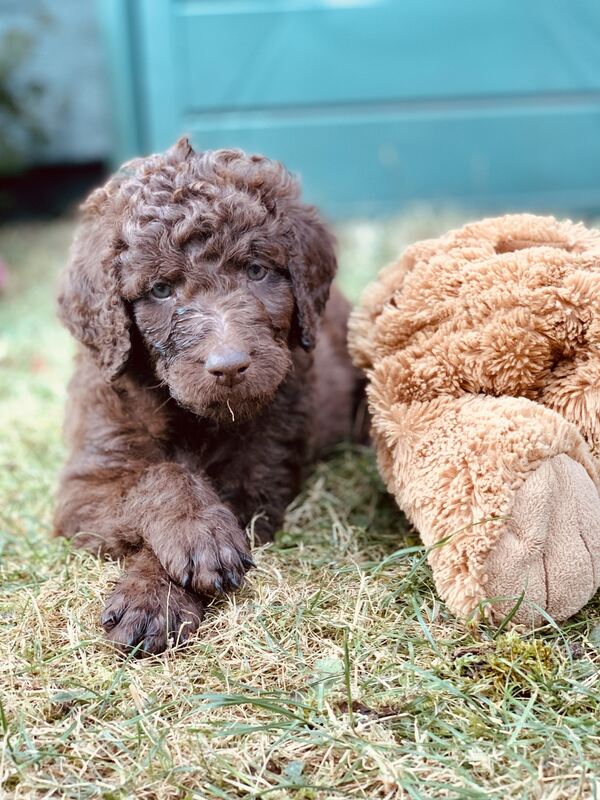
xmin=182 ymin=395 xmax=263 ymax=426
xmin=207 ymin=397 xmax=251 ymax=423
xmin=203 ymin=381 xmax=279 ymax=422
xmin=168 ymin=378 xmax=281 ymax=425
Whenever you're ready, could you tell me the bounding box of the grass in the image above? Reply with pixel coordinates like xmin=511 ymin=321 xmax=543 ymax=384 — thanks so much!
xmin=2 ymin=211 xmax=600 ymax=799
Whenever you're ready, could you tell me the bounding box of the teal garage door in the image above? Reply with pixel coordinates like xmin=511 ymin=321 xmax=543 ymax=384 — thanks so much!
xmin=100 ymin=0 xmax=600 ymax=217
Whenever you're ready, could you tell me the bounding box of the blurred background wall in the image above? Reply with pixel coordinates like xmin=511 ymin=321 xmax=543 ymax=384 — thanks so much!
xmin=0 ymin=0 xmax=110 ymax=217
xmin=0 ymin=0 xmax=109 ymax=168
xmin=1 ymin=0 xmax=600 ymax=220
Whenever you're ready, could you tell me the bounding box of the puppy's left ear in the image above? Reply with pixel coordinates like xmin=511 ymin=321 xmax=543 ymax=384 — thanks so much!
xmin=289 ymin=205 xmax=337 ymax=351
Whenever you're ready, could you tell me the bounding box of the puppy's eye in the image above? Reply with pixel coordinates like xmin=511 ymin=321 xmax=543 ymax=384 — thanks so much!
xmin=150 ymin=281 xmax=173 ymax=299
xmin=247 ymin=264 xmax=267 ymax=281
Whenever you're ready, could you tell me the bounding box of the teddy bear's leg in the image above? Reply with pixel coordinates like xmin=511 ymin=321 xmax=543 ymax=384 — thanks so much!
xmin=373 ymin=392 xmax=600 ymax=624
xmin=484 ymin=453 xmax=600 ymax=623
xmin=484 ymin=351 xmax=600 ymax=622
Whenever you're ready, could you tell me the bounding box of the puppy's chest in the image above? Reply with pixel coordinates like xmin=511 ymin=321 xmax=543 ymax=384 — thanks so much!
xmin=170 ymin=423 xmax=270 ymax=494
xmin=170 ymin=403 xmax=309 ymax=499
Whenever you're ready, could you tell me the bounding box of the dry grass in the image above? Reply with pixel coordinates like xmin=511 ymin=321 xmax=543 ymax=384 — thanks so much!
xmin=2 ymin=212 xmax=600 ymax=799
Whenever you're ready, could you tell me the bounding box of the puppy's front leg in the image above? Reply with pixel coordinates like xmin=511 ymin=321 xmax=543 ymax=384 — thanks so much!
xmin=125 ymin=462 xmax=253 ymax=595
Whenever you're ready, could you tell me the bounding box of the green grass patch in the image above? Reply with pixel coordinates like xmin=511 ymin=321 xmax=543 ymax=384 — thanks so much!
xmin=1 ymin=214 xmax=600 ymax=799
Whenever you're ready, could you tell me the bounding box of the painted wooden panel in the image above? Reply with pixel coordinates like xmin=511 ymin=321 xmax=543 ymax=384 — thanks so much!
xmin=185 ymin=103 xmax=600 ymax=216
xmin=99 ymin=0 xmax=600 ymax=217
xmin=97 ymin=0 xmax=141 ymax=159
xmin=173 ymin=0 xmax=600 ymax=112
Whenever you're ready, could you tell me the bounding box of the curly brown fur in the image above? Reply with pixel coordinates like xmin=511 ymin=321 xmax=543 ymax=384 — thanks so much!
xmin=55 ymin=138 xmax=362 ymax=656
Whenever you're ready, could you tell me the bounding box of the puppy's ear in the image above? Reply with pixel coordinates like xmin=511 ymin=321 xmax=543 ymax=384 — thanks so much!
xmin=58 ymin=189 xmax=130 ymax=380
xmin=289 ymin=206 xmax=337 ymax=351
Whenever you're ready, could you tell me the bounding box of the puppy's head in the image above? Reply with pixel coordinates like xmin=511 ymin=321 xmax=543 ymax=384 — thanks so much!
xmin=58 ymin=138 xmax=336 ymax=423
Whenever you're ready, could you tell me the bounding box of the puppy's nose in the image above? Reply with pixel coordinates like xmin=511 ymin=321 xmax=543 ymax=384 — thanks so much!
xmin=205 ymin=348 xmax=251 ymax=386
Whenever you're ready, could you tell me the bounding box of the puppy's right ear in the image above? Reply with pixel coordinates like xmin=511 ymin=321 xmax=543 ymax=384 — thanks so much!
xmin=58 ymin=188 xmax=131 ymax=380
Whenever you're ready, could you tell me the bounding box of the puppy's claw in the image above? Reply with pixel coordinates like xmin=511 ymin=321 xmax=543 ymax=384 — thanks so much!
xmin=176 ymin=625 xmax=191 ymax=645
xmin=101 ymin=608 xmax=123 ymax=631
xmin=141 ymin=638 xmax=155 ymax=656
xmin=225 ymin=569 xmax=241 ymax=590
xmin=241 ymin=554 xmax=256 ymax=569
xmin=182 ymin=569 xmax=192 ymax=589
xmin=214 ymin=577 xmax=224 ymax=594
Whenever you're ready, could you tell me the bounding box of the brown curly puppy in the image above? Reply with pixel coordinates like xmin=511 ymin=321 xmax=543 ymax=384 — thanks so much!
xmin=55 ymin=138 xmax=361 ymax=655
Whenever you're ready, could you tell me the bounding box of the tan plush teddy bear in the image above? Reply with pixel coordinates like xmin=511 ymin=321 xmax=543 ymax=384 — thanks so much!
xmin=349 ymin=214 xmax=600 ymax=625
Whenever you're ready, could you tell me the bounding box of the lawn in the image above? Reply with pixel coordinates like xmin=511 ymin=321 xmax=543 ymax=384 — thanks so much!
xmin=1 ymin=211 xmax=600 ymax=799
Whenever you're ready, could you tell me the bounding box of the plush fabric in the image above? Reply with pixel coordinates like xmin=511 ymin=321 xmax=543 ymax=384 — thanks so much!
xmin=349 ymin=214 xmax=600 ymax=624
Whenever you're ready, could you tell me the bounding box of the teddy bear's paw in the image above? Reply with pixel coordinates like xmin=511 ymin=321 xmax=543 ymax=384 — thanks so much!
xmin=483 ymin=454 xmax=600 ymax=625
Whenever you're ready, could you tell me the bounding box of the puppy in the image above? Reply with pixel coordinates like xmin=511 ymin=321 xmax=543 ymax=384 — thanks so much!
xmin=55 ymin=138 xmax=361 ymax=654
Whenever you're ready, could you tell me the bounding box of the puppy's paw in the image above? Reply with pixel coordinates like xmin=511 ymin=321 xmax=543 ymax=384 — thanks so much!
xmin=101 ymin=573 xmax=204 ymax=656
xmin=155 ymin=504 xmax=254 ymax=596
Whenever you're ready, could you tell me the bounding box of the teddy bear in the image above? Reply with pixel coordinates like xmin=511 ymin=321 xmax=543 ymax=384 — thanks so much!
xmin=349 ymin=214 xmax=600 ymax=625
